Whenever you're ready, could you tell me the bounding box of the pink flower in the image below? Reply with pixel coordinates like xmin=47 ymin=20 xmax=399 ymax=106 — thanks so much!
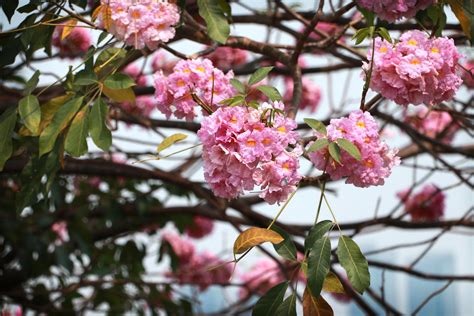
xmin=185 ymin=216 xmax=214 ymax=239
xmin=309 ymin=110 xmax=400 ymax=187
xmin=123 ymin=64 xmax=147 ymax=87
xmin=151 ymin=51 xmax=177 ymax=75
xmin=161 ymin=231 xmax=196 ymax=264
xmin=460 ymin=60 xmax=474 ymax=88
xmin=356 ymin=0 xmax=434 ymax=22
xmin=283 ymin=77 xmax=322 ymax=113
xmin=404 ymin=106 xmax=458 ymax=144
xmin=206 ymin=47 xmax=249 ymax=69
xmin=364 ymin=30 xmax=462 ymax=106
xmin=304 ymin=22 xmax=346 ymax=54
xmin=153 ymin=58 xmax=235 ymax=121
xmin=51 ymin=221 xmax=69 ymax=245
xmin=52 ymin=23 xmax=91 ymax=58
xmin=197 ymin=102 xmax=301 ymax=204
xmin=97 ymin=0 xmax=180 ymax=50
xmin=239 ymin=259 xmax=285 ymax=298
xmin=397 ymin=184 xmax=445 ymax=221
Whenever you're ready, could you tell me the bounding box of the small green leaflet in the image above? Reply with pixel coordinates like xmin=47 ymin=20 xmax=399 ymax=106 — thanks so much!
xmin=328 ymin=142 xmax=342 ymax=164
xmin=256 ymin=85 xmax=282 ymax=101
xmin=307 ymin=138 xmax=329 ymax=153
xmin=89 ymin=98 xmax=112 ymax=151
xmin=336 ymin=138 xmax=361 ymax=161
xmin=18 ymin=95 xmax=41 ymax=135
xmin=248 ymin=67 xmax=273 ymax=86
xmin=157 ymin=133 xmax=188 ymax=154
xmin=252 ymin=282 xmax=288 ymax=316
xmin=65 ymin=107 xmax=89 ymax=157
xmin=336 ymin=235 xmax=370 ymax=294
xmin=0 ymin=107 xmax=17 ymax=170
xmin=304 ymin=118 xmax=327 ymax=135
xmin=104 ymin=73 xmax=135 ymax=89
xmin=230 ymin=78 xmax=246 ymax=94
xmin=197 ymin=0 xmax=230 ymax=44
xmin=75 ymin=69 xmax=98 ymax=86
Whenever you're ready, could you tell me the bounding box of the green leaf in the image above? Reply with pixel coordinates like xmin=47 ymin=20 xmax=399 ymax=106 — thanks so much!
xmin=65 ymin=107 xmax=89 ymax=157
xmin=323 ymin=272 xmax=345 ymax=294
xmin=305 ymin=220 xmax=333 ymax=251
xmin=197 ymin=0 xmax=230 ymax=44
xmin=252 ymin=282 xmax=288 ymax=316
xmin=157 ymin=133 xmax=188 ymax=153
xmin=24 ymin=70 xmax=40 ymax=95
xmin=377 ymin=27 xmax=392 ymax=43
xmin=39 ymin=96 xmax=83 ymax=156
xmin=307 ymin=138 xmax=329 ymax=153
xmin=221 ymin=95 xmax=246 ymax=107
xmin=275 ymin=293 xmax=297 ymax=316
xmin=97 ymin=31 xmax=109 ymax=44
xmin=307 ymin=236 xmax=331 ymax=297
xmin=75 ymin=70 xmax=98 ymax=86
xmin=104 ymin=73 xmax=135 ymax=89
xmin=0 ymin=107 xmax=17 ymax=170
xmin=358 ymin=6 xmax=375 ymax=26
xmin=18 ymin=95 xmax=41 ymax=135
xmin=230 ymin=78 xmax=246 ymax=93
xmin=89 ymin=97 xmax=112 ymax=151
xmin=256 ymin=85 xmax=282 ymax=101
xmin=336 ymin=138 xmax=361 ymax=161
xmin=1 ymin=0 xmax=18 ymax=22
xmin=352 ymin=28 xmax=370 ymax=45
xmin=336 ymin=235 xmax=370 ymax=294
xmin=328 ymin=142 xmax=342 ymax=164
xmin=217 ymin=0 xmax=231 ymax=17
xmin=304 ymin=118 xmax=327 ymax=135
xmin=271 ymin=225 xmax=297 ymax=262
xmin=248 ymin=66 xmax=273 ymax=86
xmin=102 ymin=86 xmax=135 ymax=103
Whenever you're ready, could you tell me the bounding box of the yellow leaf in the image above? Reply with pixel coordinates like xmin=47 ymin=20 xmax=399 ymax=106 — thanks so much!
xmin=233 ymin=227 xmax=284 ymax=254
xmin=61 ymin=19 xmax=78 ymax=40
xmin=322 ymin=272 xmax=345 ymax=294
xmin=103 ymin=86 xmax=136 ymax=103
xmin=92 ymin=4 xmax=103 ymax=21
xmin=157 ymin=133 xmax=188 ymax=153
xmin=39 ymin=94 xmax=73 ymax=133
xmin=303 ymin=288 xmax=334 ymax=316
xmin=448 ymin=0 xmax=471 ymax=39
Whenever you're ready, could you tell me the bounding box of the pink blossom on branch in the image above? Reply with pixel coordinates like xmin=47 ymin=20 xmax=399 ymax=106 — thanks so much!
xmin=239 ymin=258 xmax=284 ymax=298
xmin=151 ymin=51 xmax=177 ymax=75
xmin=185 ymin=216 xmax=214 ymax=239
xmin=397 ymin=184 xmax=445 ymax=221
xmin=206 ymin=47 xmax=249 ymax=69
xmin=120 ymin=64 xmax=155 ymax=117
xmin=460 ymin=60 xmax=474 ymax=89
xmin=283 ymin=77 xmax=322 ymax=113
xmin=309 ymin=110 xmax=400 ymax=187
xmin=364 ymin=30 xmax=462 ymax=106
xmin=356 ymin=0 xmax=434 ymax=22
xmin=52 ymin=24 xmax=91 ymax=58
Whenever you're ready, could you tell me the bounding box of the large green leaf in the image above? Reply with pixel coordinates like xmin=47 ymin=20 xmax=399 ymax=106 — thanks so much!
xmin=305 ymin=220 xmax=333 ymax=251
xmin=252 ymin=282 xmax=288 ymax=316
xmin=307 ymin=236 xmax=331 ymax=297
xmin=336 ymin=236 xmax=370 ymax=294
xmin=104 ymin=73 xmax=135 ymax=89
xmin=271 ymin=225 xmax=297 ymax=262
xmin=0 ymin=107 xmax=17 ymax=170
xmin=275 ymin=293 xmax=297 ymax=316
xmin=65 ymin=107 xmax=89 ymax=157
xmin=197 ymin=0 xmax=230 ymax=44
xmin=19 ymin=95 xmax=41 ymax=135
xmin=39 ymin=96 xmax=83 ymax=156
xmin=89 ymin=97 xmax=112 ymax=151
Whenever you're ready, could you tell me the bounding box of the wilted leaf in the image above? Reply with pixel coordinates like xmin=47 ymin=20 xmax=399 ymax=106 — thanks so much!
xmin=102 ymin=86 xmax=135 ymax=103
xmin=322 ymin=272 xmax=345 ymax=294
xmin=448 ymin=0 xmax=472 ymax=40
xmin=61 ymin=19 xmax=78 ymax=40
xmin=303 ymin=288 xmax=334 ymax=316
xmin=233 ymin=227 xmax=284 ymax=254
xmin=337 ymin=235 xmax=370 ymax=294
xmin=252 ymin=282 xmax=288 ymax=316
xmin=157 ymin=133 xmax=188 ymax=153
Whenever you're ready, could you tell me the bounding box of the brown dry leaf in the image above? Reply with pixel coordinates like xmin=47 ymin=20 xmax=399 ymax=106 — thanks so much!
xmin=61 ymin=19 xmax=78 ymax=40
xmin=303 ymin=288 xmax=334 ymax=316
xmin=102 ymin=86 xmax=136 ymax=103
xmin=233 ymin=227 xmax=284 ymax=254
xmin=322 ymin=272 xmax=345 ymax=294
xmin=448 ymin=0 xmax=471 ymax=40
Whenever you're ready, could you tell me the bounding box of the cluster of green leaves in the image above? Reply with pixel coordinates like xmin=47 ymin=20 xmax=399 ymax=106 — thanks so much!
xmin=304 ymin=118 xmax=362 ymax=163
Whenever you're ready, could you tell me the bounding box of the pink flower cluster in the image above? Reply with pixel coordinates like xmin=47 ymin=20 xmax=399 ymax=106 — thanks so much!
xmin=121 ymin=64 xmax=155 ymax=117
xmin=52 ymin=24 xmax=91 ymax=58
xmin=151 ymin=51 xmax=177 ymax=75
xmin=365 ymin=30 xmax=462 ymax=106
xmin=197 ymin=101 xmax=302 ymax=204
xmin=309 ymin=110 xmax=400 ymax=187
xmin=397 ymin=184 xmax=445 ymax=221
xmin=98 ymin=0 xmax=180 ymax=50
xmin=185 ymin=216 xmax=214 ymax=239
xmin=356 ymin=0 xmax=434 ymax=22
xmin=283 ymin=77 xmax=322 ymax=113
xmin=461 ymin=60 xmax=474 ymax=88
xmin=239 ymin=258 xmax=284 ymax=298
xmin=404 ymin=106 xmax=458 ymax=144
xmin=162 ymin=232 xmax=232 ymax=291
xmin=206 ymin=47 xmax=249 ymax=69
xmin=154 ymin=58 xmax=235 ymax=121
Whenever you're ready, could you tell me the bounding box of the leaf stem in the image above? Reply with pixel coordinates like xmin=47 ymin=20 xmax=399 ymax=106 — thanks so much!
xmin=266 ymin=187 xmax=298 ymax=230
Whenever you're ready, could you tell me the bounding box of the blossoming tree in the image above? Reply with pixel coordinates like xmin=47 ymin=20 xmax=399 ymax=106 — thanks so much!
xmin=0 ymin=0 xmax=473 ymax=315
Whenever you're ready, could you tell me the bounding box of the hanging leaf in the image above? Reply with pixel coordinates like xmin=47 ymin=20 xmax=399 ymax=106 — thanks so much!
xmin=307 ymin=236 xmax=331 ymax=297
xmin=61 ymin=19 xmax=78 ymax=40
xmin=248 ymin=67 xmax=273 ymax=86
xmin=102 ymin=86 xmax=135 ymax=103
xmin=447 ymin=0 xmax=472 ymax=40
xmin=271 ymin=226 xmax=297 ymax=261
xmin=307 ymin=138 xmax=329 ymax=153
xmin=230 ymin=78 xmax=246 ymax=93
xmin=275 ymin=293 xmax=297 ymax=316
xmin=336 ymin=236 xmax=370 ymax=294
xmin=18 ymin=95 xmax=41 ymax=135
xmin=104 ymin=73 xmax=135 ymax=89
xmin=39 ymin=94 xmax=73 ymax=134
xmin=328 ymin=142 xmax=342 ymax=164
xmin=89 ymin=97 xmax=112 ymax=151
xmin=0 ymin=107 xmax=17 ymax=170
xmin=157 ymin=133 xmax=188 ymax=154
xmin=197 ymin=0 xmax=230 ymax=44
xmin=304 ymin=118 xmax=327 ymax=135
xmin=322 ymin=272 xmax=345 ymax=294
xmin=252 ymin=282 xmax=288 ymax=316
xmin=65 ymin=107 xmax=89 ymax=157
xmin=305 ymin=220 xmax=333 ymax=251
xmin=75 ymin=70 xmax=98 ymax=86
xmin=256 ymin=85 xmax=282 ymax=101
xmin=303 ymin=288 xmax=334 ymax=316
xmin=233 ymin=227 xmax=284 ymax=254
xmin=24 ymin=70 xmax=40 ymax=95
xmin=336 ymin=138 xmax=361 ymax=161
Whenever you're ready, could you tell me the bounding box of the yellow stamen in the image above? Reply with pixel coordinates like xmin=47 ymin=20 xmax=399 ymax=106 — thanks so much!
xmin=230 ymin=116 xmax=238 ymax=123
xmin=410 ymin=58 xmax=420 ymax=65
xmin=177 ymin=80 xmax=186 ymax=87
xmin=379 ymin=46 xmax=388 ymax=53
xmin=246 ymin=139 xmax=256 ymax=147
xmin=183 ymin=68 xmax=191 ymax=73
xmin=356 ymin=121 xmax=365 ymax=128
xmin=196 ymin=66 xmax=205 ymax=72
xmin=131 ymin=11 xmax=141 ymax=19
xmin=282 ymin=162 xmax=290 ymax=170
xmin=262 ymin=138 xmax=272 ymax=145
xmin=364 ymin=137 xmax=371 ymax=143
xmin=431 ymin=47 xmax=439 ymax=53
xmin=364 ymin=160 xmax=374 ymax=168
xmin=408 ymin=39 xmax=417 ymax=46
xmin=277 ymin=126 xmax=286 ymax=133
